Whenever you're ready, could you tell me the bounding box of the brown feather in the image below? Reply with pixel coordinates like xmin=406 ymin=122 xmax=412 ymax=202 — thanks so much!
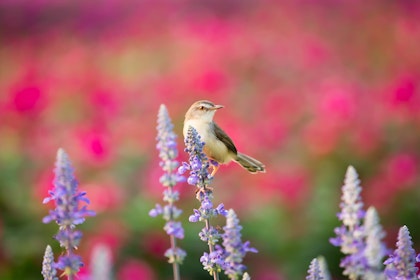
xmin=235 ymin=152 xmax=266 ymax=173
xmin=212 ymin=122 xmax=237 ymax=155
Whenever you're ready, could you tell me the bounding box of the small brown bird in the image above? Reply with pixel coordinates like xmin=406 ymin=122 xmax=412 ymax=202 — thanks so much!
xmin=183 ymin=100 xmax=266 ymax=176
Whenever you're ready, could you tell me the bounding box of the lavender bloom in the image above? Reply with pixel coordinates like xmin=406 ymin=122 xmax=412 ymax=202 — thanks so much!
xmin=155 ymin=104 xmax=185 ymax=188
xmin=200 ymin=245 xmax=226 ymax=276
xmin=222 ymin=209 xmax=258 ymax=280
xmin=306 ymin=258 xmax=323 ymax=280
xmin=193 ymin=190 xmax=228 ymax=276
xmin=317 ymin=256 xmax=332 ymax=280
xmin=384 ymin=225 xmax=418 ymax=279
xmin=363 ymin=207 xmax=387 ymax=280
xmin=189 ymin=191 xmax=228 ymax=225
xmin=164 ymin=221 xmax=185 ymax=239
xmin=149 ymin=104 xmax=186 ymax=269
xmin=182 ymin=127 xmax=226 ymax=224
xmin=180 ymin=126 xmax=212 ymax=188
xmin=330 ymin=166 xmax=367 ymax=280
xmin=42 ymin=245 xmax=58 ymax=280
xmin=182 ymin=126 xmax=227 ymax=278
xmin=165 ymin=248 xmax=187 ymax=264
xmin=43 ymin=148 xmax=95 ymax=277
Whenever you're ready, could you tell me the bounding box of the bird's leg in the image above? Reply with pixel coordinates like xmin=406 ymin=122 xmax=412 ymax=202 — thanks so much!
xmin=210 ymin=165 xmax=219 ymax=177
xmin=209 ymin=160 xmax=220 ymax=177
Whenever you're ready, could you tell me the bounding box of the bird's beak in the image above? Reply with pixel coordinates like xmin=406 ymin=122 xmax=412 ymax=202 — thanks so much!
xmin=213 ymin=104 xmax=224 ymax=110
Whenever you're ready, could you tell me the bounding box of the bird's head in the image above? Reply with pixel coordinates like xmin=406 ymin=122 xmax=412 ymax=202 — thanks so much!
xmin=185 ymin=100 xmax=224 ymax=122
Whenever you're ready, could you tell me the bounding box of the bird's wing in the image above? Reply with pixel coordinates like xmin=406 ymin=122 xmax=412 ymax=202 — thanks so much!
xmin=212 ymin=122 xmax=238 ymax=154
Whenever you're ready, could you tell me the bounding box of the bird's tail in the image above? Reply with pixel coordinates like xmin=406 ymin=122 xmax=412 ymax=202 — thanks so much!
xmin=234 ymin=153 xmax=266 ymax=174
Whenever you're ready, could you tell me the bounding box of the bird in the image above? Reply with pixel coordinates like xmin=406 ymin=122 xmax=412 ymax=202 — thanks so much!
xmin=183 ymin=100 xmax=266 ymax=176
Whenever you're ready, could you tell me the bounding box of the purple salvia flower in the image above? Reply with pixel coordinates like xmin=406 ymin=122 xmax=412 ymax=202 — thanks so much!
xmin=164 ymin=221 xmax=185 ymax=239
xmin=200 ymin=245 xmax=226 ymax=276
xmin=165 ymin=248 xmax=187 ymax=264
xmin=363 ymin=207 xmax=387 ymax=280
xmin=42 ymin=245 xmax=58 ymax=280
xmin=182 ymin=126 xmax=227 ymax=279
xmin=199 ymin=226 xmax=222 ymax=244
xmin=189 ymin=191 xmax=228 ymax=223
xmin=181 ymin=126 xmax=212 ymax=188
xmin=55 ymin=254 xmax=83 ymax=275
xmin=149 ymin=104 xmax=186 ymax=274
xmin=149 ymin=204 xmax=163 ymax=217
xmin=189 ymin=209 xmax=201 ymax=222
xmin=222 ymin=209 xmax=258 ymax=280
xmin=43 ymin=148 xmax=95 ymax=278
xmin=384 ymin=225 xmax=418 ymax=279
xmin=316 ymin=256 xmax=331 ymax=280
xmin=306 ymin=258 xmax=323 ymax=280
xmin=317 ymin=256 xmax=332 ymax=280
xmin=330 ymin=166 xmax=367 ymax=280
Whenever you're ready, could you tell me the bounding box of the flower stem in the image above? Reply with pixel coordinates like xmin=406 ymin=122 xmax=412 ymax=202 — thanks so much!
xmin=205 ymin=218 xmax=219 ymax=280
xmin=67 ymin=245 xmax=74 ymax=280
xmin=170 ymin=233 xmax=181 ymax=280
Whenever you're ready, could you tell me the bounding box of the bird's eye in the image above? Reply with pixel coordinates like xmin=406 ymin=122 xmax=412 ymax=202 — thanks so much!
xmin=199 ymin=106 xmax=205 ymax=110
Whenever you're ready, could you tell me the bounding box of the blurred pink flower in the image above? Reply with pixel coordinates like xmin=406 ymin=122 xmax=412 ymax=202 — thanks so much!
xmin=302 ymin=37 xmax=332 ymax=68
xmin=88 ymin=90 xmax=119 ymax=118
xmin=366 ymin=179 xmax=394 ymax=211
xmin=117 ymin=259 xmax=155 ymax=280
xmin=303 ymin=120 xmax=339 ymax=156
xmin=348 ymin=125 xmax=381 ymax=156
xmin=303 ymin=79 xmax=360 ymax=156
xmin=6 ymin=75 xmax=48 ymax=120
xmin=366 ymin=153 xmax=418 ymax=209
xmin=384 ymin=153 xmax=418 ymax=187
xmin=255 ymin=92 xmax=299 ymax=149
xmin=253 ymin=118 xmax=288 ymax=149
xmin=82 ymin=183 xmax=124 ymax=213
xmin=12 ymin=86 xmax=43 ymax=113
xmin=318 ymin=85 xmax=357 ymax=123
xmin=191 ymin=68 xmax=229 ymax=93
xmin=259 ymin=167 xmax=309 ymax=208
xmin=384 ymin=75 xmax=420 ymax=122
xmin=76 ymin=266 xmax=90 ymax=280
xmin=390 ymin=76 xmax=417 ymax=106
xmin=75 ymin=126 xmax=112 ymax=165
xmin=184 ymin=17 xmax=235 ymax=44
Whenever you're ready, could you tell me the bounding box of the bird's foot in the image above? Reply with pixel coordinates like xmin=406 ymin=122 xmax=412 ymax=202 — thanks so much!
xmin=209 ymin=160 xmax=220 ymax=177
